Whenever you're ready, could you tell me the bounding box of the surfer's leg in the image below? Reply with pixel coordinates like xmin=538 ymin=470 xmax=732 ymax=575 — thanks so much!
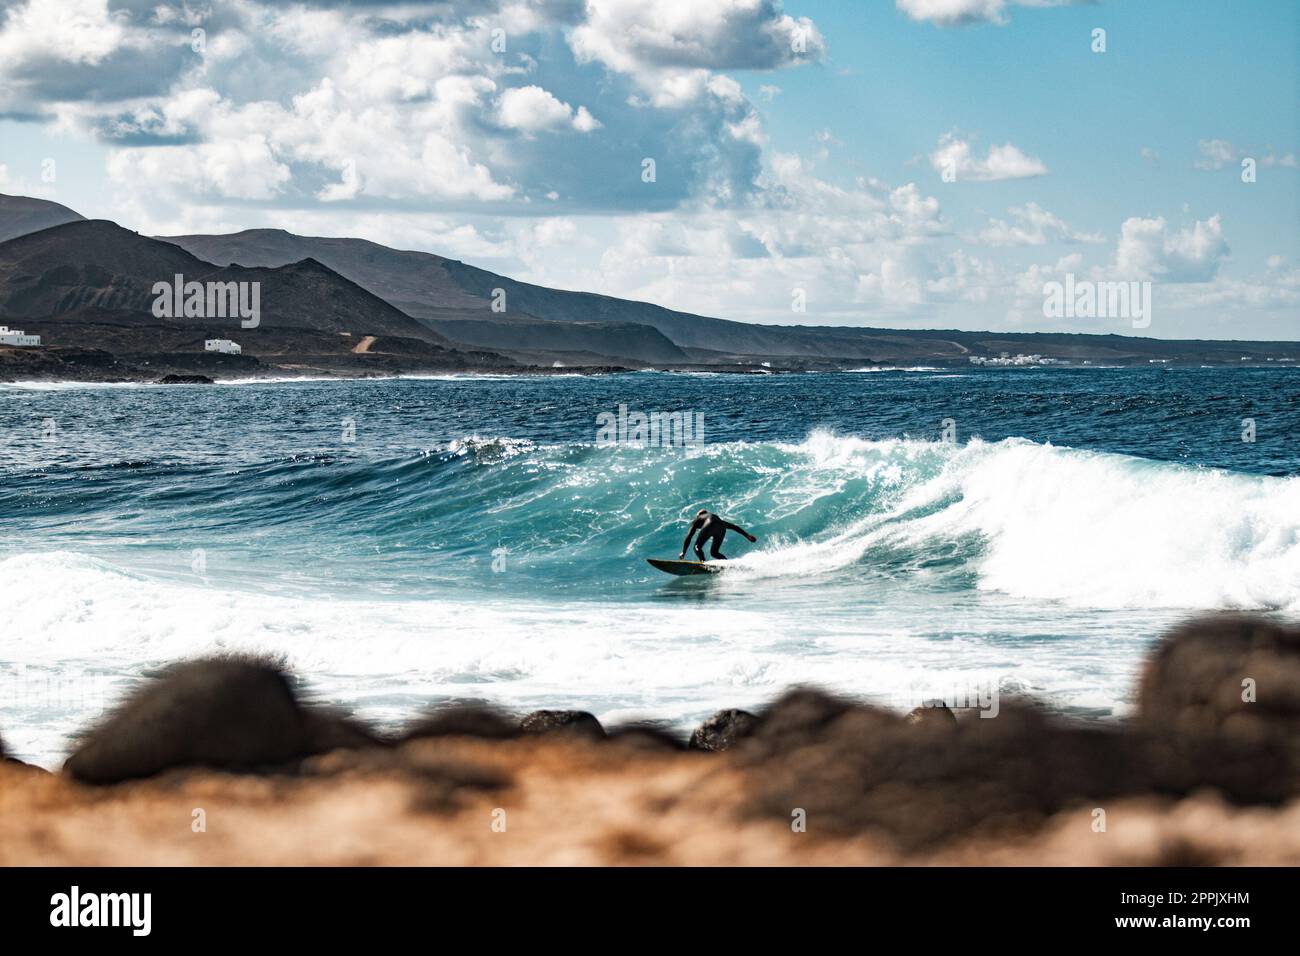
xmin=709 ymin=541 xmax=726 ymax=561
xmin=693 ymin=541 xmax=706 ymax=561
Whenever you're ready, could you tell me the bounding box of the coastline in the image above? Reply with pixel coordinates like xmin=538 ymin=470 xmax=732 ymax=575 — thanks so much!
xmin=3 ymin=358 xmax=1300 ymax=386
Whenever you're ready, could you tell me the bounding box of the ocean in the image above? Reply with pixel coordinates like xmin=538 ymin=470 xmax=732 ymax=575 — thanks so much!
xmin=3 ymin=366 xmax=1298 ymax=767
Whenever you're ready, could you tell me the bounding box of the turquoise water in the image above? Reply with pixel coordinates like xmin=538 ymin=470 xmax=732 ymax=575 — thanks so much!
xmin=2 ymin=367 xmax=1298 ymax=765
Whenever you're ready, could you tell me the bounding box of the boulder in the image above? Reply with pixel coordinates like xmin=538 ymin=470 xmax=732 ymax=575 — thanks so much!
xmin=64 ymin=657 xmax=375 ymax=784
xmin=607 ymin=722 xmax=686 ymax=751
xmin=1137 ymin=614 xmax=1300 ymax=800
xmin=519 ymin=709 xmax=605 ymax=740
xmin=402 ymin=704 xmax=520 ymax=742
xmin=1138 ymin=615 xmax=1300 ymax=737
xmin=740 ymin=699 xmax=1145 ymax=852
xmin=688 ymin=709 xmax=760 ymax=752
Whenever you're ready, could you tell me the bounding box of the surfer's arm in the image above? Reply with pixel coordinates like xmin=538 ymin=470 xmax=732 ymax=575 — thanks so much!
xmin=724 ymin=521 xmax=757 ymax=542
xmin=679 ymin=518 xmax=702 ymax=557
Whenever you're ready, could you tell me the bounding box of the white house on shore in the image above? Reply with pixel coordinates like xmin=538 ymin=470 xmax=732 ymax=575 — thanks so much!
xmin=0 ymin=325 xmax=40 ymax=347
xmin=204 ymin=338 xmax=242 ymax=355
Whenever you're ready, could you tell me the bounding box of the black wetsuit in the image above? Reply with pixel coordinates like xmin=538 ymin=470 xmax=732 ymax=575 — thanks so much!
xmin=681 ymin=513 xmax=751 ymax=561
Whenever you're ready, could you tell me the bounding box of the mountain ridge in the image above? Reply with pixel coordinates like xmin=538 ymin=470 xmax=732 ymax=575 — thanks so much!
xmin=0 ymin=193 xmax=84 ymax=244
xmin=1 ymin=196 xmax=1296 ymax=380
xmin=0 ymin=217 xmax=524 ymax=380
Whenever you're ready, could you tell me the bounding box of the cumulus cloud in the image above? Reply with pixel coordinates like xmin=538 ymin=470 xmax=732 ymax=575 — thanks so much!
xmin=0 ymin=0 xmax=198 ymax=111
xmin=107 ymin=135 xmax=290 ymax=201
xmin=897 ymin=0 xmax=1085 ymax=27
xmin=569 ymin=0 xmax=824 ymax=107
xmin=978 ymin=202 xmax=1103 ymax=246
xmin=6 ymin=0 xmax=826 ymax=218
xmin=545 ymin=151 xmax=963 ymax=323
xmin=1115 ymin=215 xmax=1229 ymax=282
xmin=497 ymin=85 xmax=600 ymax=133
xmin=930 ymin=133 xmax=1047 ymax=181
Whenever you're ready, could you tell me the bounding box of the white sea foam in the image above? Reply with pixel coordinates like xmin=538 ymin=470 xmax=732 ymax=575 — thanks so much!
xmin=0 ymin=380 xmax=160 ymax=391
xmin=844 ymin=366 xmax=944 ymax=373
xmin=0 ymin=548 xmax=1165 ymax=767
xmin=729 ymin=432 xmax=1300 ymax=611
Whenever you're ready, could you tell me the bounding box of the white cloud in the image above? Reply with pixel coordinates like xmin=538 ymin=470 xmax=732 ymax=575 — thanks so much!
xmin=544 ymin=153 xmax=960 ymax=322
xmin=930 ymin=133 xmax=1047 ymax=181
xmin=1115 ymin=214 xmax=1229 ymax=282
xmin=569 ymin=0 xmax=824 ymax=107
xmin=497 ymin=85 xmax=600 ymax=133
xmin=107 ymin=136 xmax=291 ymax=202
xmin=1014 ymin=252 xmax=1085 ymax=298
xmin=0 ymin=0 xmax=124 ymax=67
xmin=978 ymin=202 xmax=1104 ymax=246
xmin=33 ymin=0 xmax=815 ymax=217
xmin=897 ymin=0 xmax=1084 ymax=27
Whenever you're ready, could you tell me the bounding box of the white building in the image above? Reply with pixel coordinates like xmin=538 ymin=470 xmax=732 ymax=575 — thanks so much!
xmin=204 ymin=339 xmax=242 ymax=355
xmin=0 ymin=325 xmax=40 ymax=347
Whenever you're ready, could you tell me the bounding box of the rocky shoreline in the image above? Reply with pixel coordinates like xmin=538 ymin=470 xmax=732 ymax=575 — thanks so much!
xmin=3 ymin=615 xmax=1298 ymax=865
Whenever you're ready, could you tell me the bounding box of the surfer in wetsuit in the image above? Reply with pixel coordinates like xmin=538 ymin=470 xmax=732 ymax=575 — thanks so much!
xmin=679 ymin=509 xmax=757 ymax=562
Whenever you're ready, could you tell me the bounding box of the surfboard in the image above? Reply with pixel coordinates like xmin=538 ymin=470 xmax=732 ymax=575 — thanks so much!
xmin=647 ymin=558 xmax=723 ymax=576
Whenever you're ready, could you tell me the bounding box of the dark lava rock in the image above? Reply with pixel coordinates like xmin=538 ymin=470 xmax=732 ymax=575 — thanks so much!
xmin=1136 ymin=615 xmax=1300 ymax=801
xmin=157 ymin=374 xmax=214 ymax=384
xmin=519 ymin=710 xmax=606 ymax=740
xmin=739 ymin=698 xmax=1147 ymax=852
xmin=64 ymin=657 xmax=375 ymax=784
xmin=735 ymin=617 xmax=1300 ymax=853
xmin=748 ymin=687 xmax=886 ymax=755
xmin=607 ymin=722 xmax=686 ymax=751
xmin=688 ymin=709 xmax=760 ymax=752
xmin=1138 ymin=615 xmax=1300 ymax=737
xmin=402 ymin=704 xmax=520 ymax=742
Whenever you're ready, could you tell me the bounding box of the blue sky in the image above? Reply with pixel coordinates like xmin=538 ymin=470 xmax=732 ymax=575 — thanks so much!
xmin=0 ymin=0 xmax=1296 ymax=339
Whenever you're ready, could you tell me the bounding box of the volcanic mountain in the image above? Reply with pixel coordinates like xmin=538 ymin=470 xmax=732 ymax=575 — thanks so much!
xmin=0 ymin=219 xmax=516 ymax=379
xmin=0 ymin=194 xmax=83 ymax=244
xmin=1 ymin=197 xmax=1296 ymax=378
xmin=165 ymin=227 xmax=1300 ymax=368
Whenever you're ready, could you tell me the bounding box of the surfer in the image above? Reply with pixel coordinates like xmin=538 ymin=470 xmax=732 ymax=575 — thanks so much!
xmin=679 ymin=509 xmax=757 ymax=562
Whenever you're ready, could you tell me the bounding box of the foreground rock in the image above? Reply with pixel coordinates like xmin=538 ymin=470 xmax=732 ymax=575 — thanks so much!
xmin=1 ymin=614 xmax=1295 ymax=864
xmin=64 ymin=657 xmax=373 ymax=784
xmin=1138 ymin=614 xmax=1300 ymax=736
xmin=739 ymin=692 xmax=1145 ymax=852
xmin=4 ymin=733 xmax=1299 ymax=866
xmin=402 ymin=704 xmax=520 ymax=742
xmin=606 ymin=722 xmax=685 ymax=751
xmin=519 ymin=710 xmax=606 ymax=740
xmin=688 ymin=709 xmax=760 ymax=751
xmin=1136 ymin=614 xmax=1300 ymax=801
